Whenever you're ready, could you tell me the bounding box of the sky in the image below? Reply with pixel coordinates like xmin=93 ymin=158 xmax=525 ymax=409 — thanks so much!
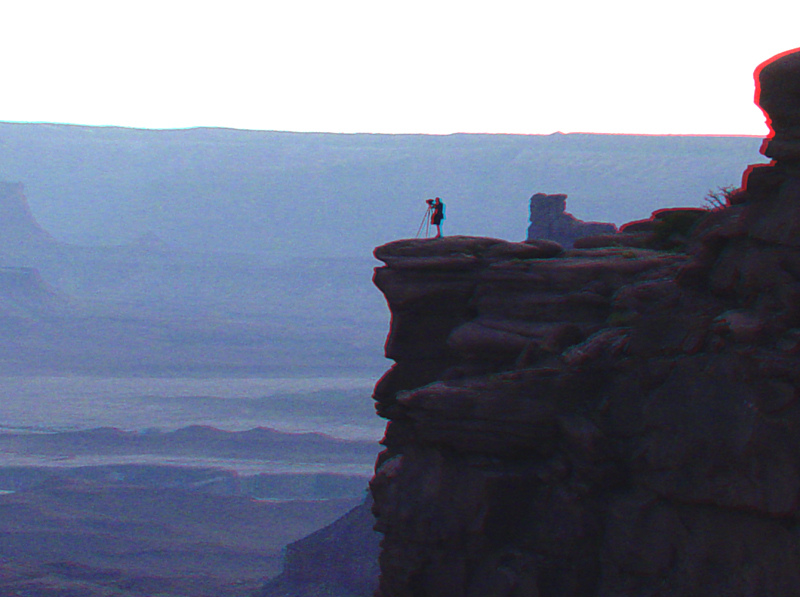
xmin=1 ymin=0 xmax=798 ymax=137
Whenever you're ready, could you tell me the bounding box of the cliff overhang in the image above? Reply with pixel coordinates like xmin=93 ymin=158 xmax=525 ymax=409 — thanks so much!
xmin=369 ymin=47 xmax=800 ymax=597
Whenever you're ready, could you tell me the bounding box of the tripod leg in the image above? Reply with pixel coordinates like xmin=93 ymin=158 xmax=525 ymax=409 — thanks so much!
xmin=416 ymin=207 xmax=432 ymax=238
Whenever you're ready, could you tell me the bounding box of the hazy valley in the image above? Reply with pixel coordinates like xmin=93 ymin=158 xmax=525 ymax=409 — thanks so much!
xmin=0 ymin=373 xmax=381 ymax=595
xmin=0 ymin=123 xmax=771 ymax=596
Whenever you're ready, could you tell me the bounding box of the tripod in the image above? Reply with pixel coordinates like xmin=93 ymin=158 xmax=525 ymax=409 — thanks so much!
xmin=416 ymin=205 xmax=433 ymax=238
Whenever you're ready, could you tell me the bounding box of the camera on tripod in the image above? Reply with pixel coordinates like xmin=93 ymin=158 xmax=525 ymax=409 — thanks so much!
xmin=416 ymin=197 xmax=444 ymax=239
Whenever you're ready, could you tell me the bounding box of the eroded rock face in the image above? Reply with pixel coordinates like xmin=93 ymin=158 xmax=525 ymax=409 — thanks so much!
xmin=0 ymin=182 xmax=56 ymax=249
xmin=370 ymin=48 xmax=800 ymax=597
xmin=527 ymin=193 xmax=617 ymax=248
xmin=758 ymin=48 xmax=800 ymax=166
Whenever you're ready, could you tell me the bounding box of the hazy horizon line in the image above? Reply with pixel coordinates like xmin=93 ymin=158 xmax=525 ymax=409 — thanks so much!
xmin=0 ymin=119 xmax=769 ymax=139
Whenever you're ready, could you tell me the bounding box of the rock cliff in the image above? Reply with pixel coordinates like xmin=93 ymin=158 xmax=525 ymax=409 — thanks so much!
xmin=259 ymin=497 xmax=381 ymax=597
xmin=0 ymin=182 xmax=57 ymax=251
xmin=369 ymin=48 xmax=800 ymax=597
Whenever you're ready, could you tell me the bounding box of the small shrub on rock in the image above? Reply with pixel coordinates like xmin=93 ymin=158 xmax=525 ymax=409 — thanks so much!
xmin=703 ymin=185 xmax=740 ymax=211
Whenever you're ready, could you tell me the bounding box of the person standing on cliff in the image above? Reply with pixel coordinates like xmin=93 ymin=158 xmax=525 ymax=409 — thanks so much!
xmin=431 ymin=197 xmax=445 ymax=238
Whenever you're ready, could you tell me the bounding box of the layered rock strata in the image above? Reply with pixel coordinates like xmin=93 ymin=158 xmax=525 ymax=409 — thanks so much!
xmin=370 ymin=48 xmax=800 ymax=597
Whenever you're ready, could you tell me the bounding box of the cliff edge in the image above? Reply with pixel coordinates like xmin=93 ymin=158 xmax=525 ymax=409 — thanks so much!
xmin=369 ymin=48 xmax=800 ymax=597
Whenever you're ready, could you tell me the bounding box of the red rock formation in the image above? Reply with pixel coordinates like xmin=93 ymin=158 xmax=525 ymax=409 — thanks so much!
xmin=756 ymin=47 xmax=800 ymax=165
xmin=369 ymin=48 xmax=800 ymax=597
xmin=527 ymin=193 xmax=617 ymax=248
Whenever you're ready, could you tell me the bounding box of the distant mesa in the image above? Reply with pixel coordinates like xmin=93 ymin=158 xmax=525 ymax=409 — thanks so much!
xmin=0 ymin=266 xmax=62 ymax=307
xmin=0 ymin=181 xmax=170 ymax=254
xmin=0 ymin=182 xmax=57 ymax=249
xmin=0 ymin=182 xmax=68 ymax=316
xmin=526 ymin=192 xmax=617 ymax=248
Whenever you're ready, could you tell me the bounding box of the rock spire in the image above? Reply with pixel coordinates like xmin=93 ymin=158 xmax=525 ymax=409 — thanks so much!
xmin=526 ymin=192 xmax=616 ymax=248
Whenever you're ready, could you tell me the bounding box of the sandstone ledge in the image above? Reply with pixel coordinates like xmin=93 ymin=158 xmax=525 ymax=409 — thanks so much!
xmin=374 ymin=236 xmax=564 ymax=269
xmin=369 ymin=48 xmax=800 ymax=597
xmin=372 ymin=225 xmax=800 ymax=597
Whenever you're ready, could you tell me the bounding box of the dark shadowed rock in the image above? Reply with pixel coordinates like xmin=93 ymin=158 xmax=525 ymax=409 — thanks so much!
xmin=757 ymin=48 xmax=800 ymax=165
xmin=580 ymin=208 xmax=709 ymax=251
xmin=368 ymin=48 xmax=800 ymax=597
xmin=744 ymin=176 xmax=800 ymax=246
xmin=573 ymin=231 xmax=654 ymax=249
xmin=259 ymin=497 xmax=380 ymax=597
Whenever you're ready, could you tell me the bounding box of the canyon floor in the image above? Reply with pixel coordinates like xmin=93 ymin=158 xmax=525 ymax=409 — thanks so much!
xmin=0 ymin=470 xmax=363 ymax=597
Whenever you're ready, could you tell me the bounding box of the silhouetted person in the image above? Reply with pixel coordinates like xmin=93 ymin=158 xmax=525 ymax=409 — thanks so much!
xmin=430 ymin=197 xmax=445 ymax=238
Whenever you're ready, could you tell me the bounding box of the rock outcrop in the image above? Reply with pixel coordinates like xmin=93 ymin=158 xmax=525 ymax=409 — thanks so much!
xmin=369 ymin=48 xmax=800 ymax=597
xmin=757 ymin=48 xmax=800 ymax=166
xmin=0 ymin=182 xmax=56 ymax=250
xmin=527 ymin=193 xmax=616 ymax=247
xmin=260 ymin=497 xmax=381 ymax=597
xmin=575 ymin=207 xmax=709 ymax=252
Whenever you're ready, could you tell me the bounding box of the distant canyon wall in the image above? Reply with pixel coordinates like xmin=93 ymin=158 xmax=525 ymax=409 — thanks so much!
xmin=0 ymin=181 xmax=56 ymax=249
xmin=0 ymin=123 xmax=765 ymax=259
